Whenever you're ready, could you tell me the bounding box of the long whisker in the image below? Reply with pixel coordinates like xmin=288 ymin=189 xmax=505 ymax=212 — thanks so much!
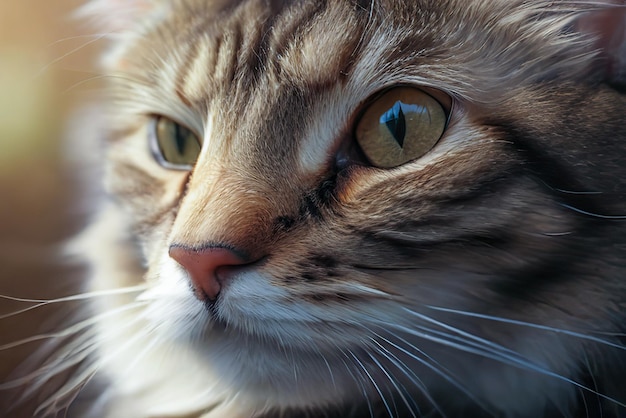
xmin=1 ymin=299 xmax=149 ymax=392
xmin=37 ymin=370 xmax=96 ymax=418
xmin=45 ymin=33 xmax=111 ymax=48
xmin=389 ymin=316 xmax=626 ymax=408
xmin=365 ymin=349 xmax=414 ymax=417
xmin=0 ymin=284 xmax=149 ymax=320
xmin=5 ymin=303 xmax=155 ymax=418
xmin=2 ymin=329 xmax=99 ymax=391
xmin=317 ymin=346 xmax=337 ymax=389
xmin=366 ymin=342 xmax=419 ymax=417
xmin=403 ymin=308 xmax=528 ymax=358
xmin=582 ymin=349 xmax=602 ymax=418
xmin=368 ymin=335 xmax=442 ymax=418
xmin=348 ymin=348 xmax=394 ymax=418
xmin=62 ymin=73 xmax=158 ymax=99
xmin=559 ymin=203 xmax=626 ymax=220
xmin=375 ymin=329 xmax=489 ymax=414
xmin=0 ymin=301 xmax=148 ymax=351
xmin=334 ymin=345 xmax=374 ymax=418
xmin=35 ymin=322 xmax=153 ymax=417
xmin=61 ymin=74 xmax=125 ymax=95
xmin=36 ymin=320 xmax=155 ymax=415
xmin=423 ymin=305 xmax=626 ymax=350
xmin=36 ymin=33 xmax=110 ymax=77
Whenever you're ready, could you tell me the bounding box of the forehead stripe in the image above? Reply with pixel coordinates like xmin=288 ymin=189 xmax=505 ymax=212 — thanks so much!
xmin=176 ymin=36 xmax=215 ymax=107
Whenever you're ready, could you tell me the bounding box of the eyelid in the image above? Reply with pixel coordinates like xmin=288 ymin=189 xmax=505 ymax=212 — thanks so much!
xmin=417 ymin=86 xmax=453 ymax=113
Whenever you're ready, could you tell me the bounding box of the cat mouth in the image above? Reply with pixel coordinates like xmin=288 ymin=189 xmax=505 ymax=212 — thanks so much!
xmin=203 ymin=297 xmax=221 ymax=319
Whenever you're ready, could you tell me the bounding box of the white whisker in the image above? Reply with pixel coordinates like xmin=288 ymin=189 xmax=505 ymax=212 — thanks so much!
xmin=35 ymin=321 xmax=153 ymax=417
xmin=0 ymin=284 xmax=149 ymax=320
xmin=365 ymin=344 xmax=418 ymax=418
xmin=348 ymin=349 xmax=394 ymax=418
xmin=0 ymin=301 xmax=147 ymax=351
xmin=376 ymin=329 xmax=488 ymax=414
xmin=2 ymin=330 xmax=98 ymax=391
xmin=389 ymin=315 xmax=626 ymax=409
xmin=2 ymin=299 xmax=150 ymax=395
xmin=424 ymin=305 xmax=626 ymax=350
xmin=45 ymin=33 xmax=111 ymax=48
xmin=334 ymin=345 xmax=375 ymax=418
xmin=582 ymin=349 xmax=602 ymax=418
xmin=368 ymin=336 xmax=442 ymax=417
xmin=403 ymin=308 xmax=525 ymax=358
xmin=36 ymin=33 xmax=110 ymax=77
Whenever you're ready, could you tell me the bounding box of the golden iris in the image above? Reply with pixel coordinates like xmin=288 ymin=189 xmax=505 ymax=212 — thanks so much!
xmin=355 ymin=87 xmax=447 ymax=168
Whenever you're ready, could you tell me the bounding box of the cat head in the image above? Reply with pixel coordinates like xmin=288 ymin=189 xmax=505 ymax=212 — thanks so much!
xmin=81 ymin=1 xmax=626 ymax=416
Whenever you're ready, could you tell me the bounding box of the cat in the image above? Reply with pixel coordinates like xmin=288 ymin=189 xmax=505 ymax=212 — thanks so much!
xmin=2 ymin=0 xmax=626 ymax=417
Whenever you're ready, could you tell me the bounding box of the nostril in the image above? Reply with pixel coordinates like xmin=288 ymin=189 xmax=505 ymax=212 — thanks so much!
xmin=168 ymin=245 xmax=248 ymax=301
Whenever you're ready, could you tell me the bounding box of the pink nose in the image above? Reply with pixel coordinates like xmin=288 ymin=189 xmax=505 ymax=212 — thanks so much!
xmin=168 ymin=245 xmax=247 ymax=301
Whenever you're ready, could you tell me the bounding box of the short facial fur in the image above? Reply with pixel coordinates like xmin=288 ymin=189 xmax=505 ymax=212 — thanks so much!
xmin=8 ymin=1 xmax=626 ymax=417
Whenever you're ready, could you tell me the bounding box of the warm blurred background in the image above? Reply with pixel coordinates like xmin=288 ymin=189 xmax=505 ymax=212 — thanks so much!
xmin=0 ymin=0 xmax=103 ymax=415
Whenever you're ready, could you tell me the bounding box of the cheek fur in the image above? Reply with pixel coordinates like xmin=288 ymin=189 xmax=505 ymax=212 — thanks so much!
xmin=9 ymin=1 xmax=626 ymax=417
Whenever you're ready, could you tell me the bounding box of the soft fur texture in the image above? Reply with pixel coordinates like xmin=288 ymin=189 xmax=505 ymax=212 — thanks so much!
xmin=5 ymin=1 xmax=626 ymax=417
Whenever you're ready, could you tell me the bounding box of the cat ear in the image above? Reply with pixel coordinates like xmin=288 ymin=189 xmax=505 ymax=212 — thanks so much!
xmin=77 ymin=0 xmax=168 ymax=33
xmin=575 ymin=3 xmax=626 ymax=89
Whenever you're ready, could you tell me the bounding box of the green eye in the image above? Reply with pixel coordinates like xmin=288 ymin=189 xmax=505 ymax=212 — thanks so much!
xmin=355 ymin=87 xmax=447 ymax=168
xmin=150 ymin=117 xmax=201 ymax=169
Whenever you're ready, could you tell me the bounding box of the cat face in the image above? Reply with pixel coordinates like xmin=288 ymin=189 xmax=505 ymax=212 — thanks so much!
xmin=77 ymin=0 xmax=626 ymax=416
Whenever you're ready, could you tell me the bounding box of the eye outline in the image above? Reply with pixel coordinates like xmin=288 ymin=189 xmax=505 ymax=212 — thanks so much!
xmin=148 ymin=115 xmax=202 ymax=171
xmin=351 ymin=85 xmax=453 ymax=169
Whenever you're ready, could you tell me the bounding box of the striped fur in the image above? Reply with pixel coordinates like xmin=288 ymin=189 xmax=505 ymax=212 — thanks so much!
xmin=11 ymin=1 xmax=626 ymax=417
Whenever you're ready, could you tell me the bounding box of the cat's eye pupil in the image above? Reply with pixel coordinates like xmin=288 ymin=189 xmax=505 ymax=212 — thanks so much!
xmin=382 ymin=101 xmax=407 ymax=147
xmin=174 ymin=125 xmax=191 ymax=154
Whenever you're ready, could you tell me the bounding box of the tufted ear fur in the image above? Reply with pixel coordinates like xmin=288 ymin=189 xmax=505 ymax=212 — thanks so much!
xmin=576 ymin=2 xmax=626 ymax=90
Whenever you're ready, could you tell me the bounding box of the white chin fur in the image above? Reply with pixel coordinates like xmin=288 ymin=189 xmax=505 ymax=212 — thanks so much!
xmin=83 ymin=208 xmax=357 ymax=417
xmin=83 ymin=205 xmax=580 ymax=418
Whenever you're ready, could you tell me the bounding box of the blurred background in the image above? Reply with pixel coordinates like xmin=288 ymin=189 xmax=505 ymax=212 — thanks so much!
xmin=0 ymin=0 xmax=103 ymax=414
